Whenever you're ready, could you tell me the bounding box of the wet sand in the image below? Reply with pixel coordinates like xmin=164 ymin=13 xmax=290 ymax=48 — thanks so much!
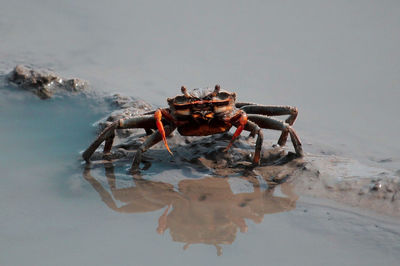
xmin=1 ymin=1 xmax=400 ymax=265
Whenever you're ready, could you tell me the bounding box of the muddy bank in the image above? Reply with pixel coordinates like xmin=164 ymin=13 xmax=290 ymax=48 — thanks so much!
xmin=87 ymin=130 xmax=400 ymax=218
xmin=5 ymin=65 xmax=400 ymax=218
xmin=83 ymin=86 xmax=400 ymax=219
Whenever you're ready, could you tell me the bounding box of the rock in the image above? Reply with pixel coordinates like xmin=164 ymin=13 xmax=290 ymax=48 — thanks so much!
xmin=94 ymin=95 xmax=154 ymax=138
xmin=6 ymin=65 xmax=89 ymax=99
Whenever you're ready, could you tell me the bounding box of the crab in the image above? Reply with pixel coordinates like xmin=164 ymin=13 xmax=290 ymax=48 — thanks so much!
xmin=82 ymin=85 xmax=303 ymax=171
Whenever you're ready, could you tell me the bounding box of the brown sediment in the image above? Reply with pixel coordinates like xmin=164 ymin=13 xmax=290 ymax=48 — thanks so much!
xmin=77 ymin=89 xmax=400 ymax=258
xmin=85 ymin=94 xmax=400 ymax=219
xmin=290 ymin=155 xmax=400 ymax=218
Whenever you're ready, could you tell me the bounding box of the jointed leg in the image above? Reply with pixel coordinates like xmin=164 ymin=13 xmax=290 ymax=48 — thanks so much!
xmin=235 ymin=102 xmax=257 ymax=108
xmin=239 ymin=104 xmax=298 ymax=145
xmin=130 ymin=125 xmax=176 ymax=172
xmin=247 ymin=114 xmax=303 ymax=157
xmin=239 ymin=105 xmax=298 ymax=125
xmin=82 ymin=122 xmax=119 ymax=162
xmin=155 ymin=109 xmax=173 ymax=154
xmin=103 ymin=132 xmax=115 ymax=154
xmin=244 ymin=121 xmax=264 ymax=165
xmin=82 ymin=114 xmax=156 ymax=162
xmin=224 ymin=111 xmax=248 ymax=151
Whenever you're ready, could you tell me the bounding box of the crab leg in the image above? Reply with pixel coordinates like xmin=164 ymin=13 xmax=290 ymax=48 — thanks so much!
xmin=225 ymin=111 xmax=248 ymax=151
xmin=247 ymin=114 xmax=303 ymax=157
xmin=154 ymin=109 xmax=173 ymax=155
xmin=82 ymin=115 xmax=156 ymax=162
xmin=238 ymin=104 xmax=298 ymax=146
xmin=103 ymin=132 xmax=115 ymax=154
xmin=244 ymin=121 xmax=264 ymax=164
xmin=82 ymin=121 xmax=119 ymax=162
xmin=131 ymin=124 xmax=176 ymax=172
xmin=239 ymin=105 xmax=298 ymax=124
xmin=235 ymin=102 xmax=257 ymax=108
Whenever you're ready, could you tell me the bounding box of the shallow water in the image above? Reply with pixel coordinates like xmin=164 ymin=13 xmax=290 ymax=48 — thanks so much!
xmin=1 ymin=84 xmax=400 ymax=265
xmin=1 ymin=0 xmax=400 ymax=265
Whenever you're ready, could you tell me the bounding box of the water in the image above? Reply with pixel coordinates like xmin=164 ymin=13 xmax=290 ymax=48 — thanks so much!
xmin=1 ymin=0 xmax=400 ymax=265
xmin=1 ymin=80 xmax=400 ymax=266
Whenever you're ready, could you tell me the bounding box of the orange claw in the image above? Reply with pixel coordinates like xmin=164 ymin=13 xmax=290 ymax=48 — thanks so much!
xmin=253 ymin=151 xmax=260 ymax=164
xmin=225 ymin=113 xmax=248 ymax=151
xmin=155 ymin=109 xmax=173 ymax=155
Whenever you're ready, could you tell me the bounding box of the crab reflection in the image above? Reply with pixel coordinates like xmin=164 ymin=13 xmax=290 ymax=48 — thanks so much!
xmin=83 ymin=164 xmax=298 ymax=256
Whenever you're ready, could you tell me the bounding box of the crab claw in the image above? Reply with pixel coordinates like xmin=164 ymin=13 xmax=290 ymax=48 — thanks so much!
xmin=225 ymin=113 xmax=248 ymax=151
xmin=155 ymin=109 xmax=173 ymax=155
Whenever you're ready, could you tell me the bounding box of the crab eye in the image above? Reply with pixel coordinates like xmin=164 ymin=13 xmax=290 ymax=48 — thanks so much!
xmin=216 ymin=92 xmax=230 ymax=100
xmin=173 ymin=96 xmax=189 ymax=104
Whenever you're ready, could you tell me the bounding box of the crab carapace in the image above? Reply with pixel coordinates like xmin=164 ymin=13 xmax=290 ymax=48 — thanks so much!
xmin=82 ymin=85 xmax=303 ymax=172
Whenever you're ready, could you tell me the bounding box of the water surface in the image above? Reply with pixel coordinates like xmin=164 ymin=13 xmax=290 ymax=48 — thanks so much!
xmin=1 ymin=1 xmax=400 ymax=265
xmin=1 ymin=85 xmax=400 ymax=265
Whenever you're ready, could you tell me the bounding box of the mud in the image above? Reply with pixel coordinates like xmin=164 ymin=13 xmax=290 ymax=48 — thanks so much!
xmin=4 ymin=64 xmax=399 ymax=217
xmin=4 ymin=64 xmax=399 ymax=218
xmin=6 ymin=65 xmax=90 ymax=99
xmin=85 ymin=87 xmax=400 ymax=219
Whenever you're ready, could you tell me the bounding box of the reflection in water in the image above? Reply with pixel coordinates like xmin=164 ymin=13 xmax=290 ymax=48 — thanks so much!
xmin=83 ymin=164 xmax=298 ymax=256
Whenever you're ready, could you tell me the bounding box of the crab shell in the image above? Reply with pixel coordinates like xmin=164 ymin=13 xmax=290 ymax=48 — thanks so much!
xmin=167 ymin=85 xmax=237 ymax=120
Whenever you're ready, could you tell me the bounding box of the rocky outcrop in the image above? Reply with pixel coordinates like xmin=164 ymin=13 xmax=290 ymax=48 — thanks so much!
xmin=6 ymin=65 xmax=89 ymax=99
